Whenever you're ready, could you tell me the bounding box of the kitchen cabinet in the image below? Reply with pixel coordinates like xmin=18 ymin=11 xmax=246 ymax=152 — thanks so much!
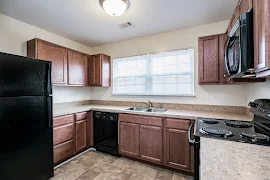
xmin=54 ymin=139 xmax=74 ymax=165
xmin=253 ymin=0 xmax=270 ymax=77
xmin=27 ymin=38 xmax=67 ymax=85
xmin=198 ymin=34 xmax=226 ymax=84
xmin=87 ymin=111 xmax=94 ymax=148
xmin=140 ymin=125 xmax=163 ymax=164
xmin=76 ymin=119 xmax=87 ymax=153
xmin=75 ymin=112 xmax=88 ymax=153
xmin=88 ymin=54 xmax=111 ymax=87
xmin=119 ymin=122 xmax=140 ymax=158
xmin=67 ymin=49 xmax=88 ymax=86
xmin=119 ymin=114 xmax=163 ymax=163
xmin=53 ymin=115 xmax=75 ymax=165
xmin=164 ymin=119 xmax=192 ymax=171
xmin=119 ymin=114 xmax=193 ymax=172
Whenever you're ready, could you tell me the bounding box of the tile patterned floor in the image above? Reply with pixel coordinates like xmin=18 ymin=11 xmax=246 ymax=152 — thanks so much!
xmin=51 ymin=150 xmax=193 ymax=180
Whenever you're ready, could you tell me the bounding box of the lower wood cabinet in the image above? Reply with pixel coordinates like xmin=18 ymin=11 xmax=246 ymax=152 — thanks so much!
xmin=119 ymin=114 xmax=193 ymax=173
xmin=119 ymin=122 xmax=140 ymax=158
xmin=165 ymin=128 xmax=190 ymax=170
xmin=165 ymin=118 xmax=192 ymax=171
xmin=53 ymin=112 xmax=92 ymax=165
xmin=140 ymin=125 xmax=163 ymax=164
xmin=76 ymin=119 xmax=87 ymax=153
xmin=53 ymin=139 xmax=74 ymax=165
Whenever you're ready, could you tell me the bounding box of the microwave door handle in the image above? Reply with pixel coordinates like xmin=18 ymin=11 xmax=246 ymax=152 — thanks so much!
xmin=225 ymin=39 xmax=231 ymax=76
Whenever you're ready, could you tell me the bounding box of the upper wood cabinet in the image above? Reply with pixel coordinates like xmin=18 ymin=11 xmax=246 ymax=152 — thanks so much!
xmin=253 ymin=0 xmax=270 ymax=77
xmin=67 ymin=49 xmax=88 ymax=86
xmin=88 ymin=54 xmax=111 ymax=87
xmin=198 ymin=34 xmax=226 ymax=84
xmin=27 ymin=39 xmax=67 ymax=85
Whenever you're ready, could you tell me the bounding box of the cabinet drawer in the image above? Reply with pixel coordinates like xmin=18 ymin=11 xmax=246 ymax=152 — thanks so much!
xmin=53 ymin=123 xmax=74 ymax=146
xmin=166 ymin=119 xmax=190 ymax=130
xmin=53 ymin=114 xmax=74 ymax=127
xmin=54 ymin=139 xmax=74 ymax=165
xmin=76 ymin=112 xmax=87 ymax=121
xmin=119 ymin=114 xmax=162 ymax=127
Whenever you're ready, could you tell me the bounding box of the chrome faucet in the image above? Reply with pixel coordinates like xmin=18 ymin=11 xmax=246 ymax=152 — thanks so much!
xmin=144 ymin=100 xmax=153 ymax=108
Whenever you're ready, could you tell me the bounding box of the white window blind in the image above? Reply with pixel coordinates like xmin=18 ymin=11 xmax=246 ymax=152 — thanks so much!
xmin=113 ymin=49 xmax=194 ymax=96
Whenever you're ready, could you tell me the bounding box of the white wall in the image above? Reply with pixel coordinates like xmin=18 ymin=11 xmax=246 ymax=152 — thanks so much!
xmin=246 ymin=80 xmax=270 ymax=104
xmin=91 ymin=20 xmax=247 ymax=106
xmin=0 ymin=13 xmax=92 ymax=103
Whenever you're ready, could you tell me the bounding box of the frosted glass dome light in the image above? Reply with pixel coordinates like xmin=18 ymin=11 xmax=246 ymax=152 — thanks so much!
xmin=100 ymin=0 xmax=130 ymax=16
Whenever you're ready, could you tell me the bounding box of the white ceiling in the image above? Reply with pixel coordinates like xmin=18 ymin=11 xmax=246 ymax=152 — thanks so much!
xmin=0 ymin=0 xmax=238 ymax=47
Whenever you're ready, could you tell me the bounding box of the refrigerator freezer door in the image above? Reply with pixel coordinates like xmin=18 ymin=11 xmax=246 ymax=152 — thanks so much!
xmin=0 ymin=52 xmax=52 ymax=97
xmin=0 ymin=96 xmax=53 ymax=180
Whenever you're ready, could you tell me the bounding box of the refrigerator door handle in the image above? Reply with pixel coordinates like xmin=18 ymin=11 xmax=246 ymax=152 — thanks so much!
xmin=188 ymin=122 xmax=195 ymax=145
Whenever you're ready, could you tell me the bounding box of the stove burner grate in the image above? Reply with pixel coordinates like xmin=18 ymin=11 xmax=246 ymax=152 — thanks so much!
xmin=224 ymin=121 xmax=253 ymax=128
xmin=239 ymin=132 xmax=270 ymax=143
xmin=200 ymin=118 xmax=219 ymax=124
xmin=200 ymin=127 xmax=233 ymax=137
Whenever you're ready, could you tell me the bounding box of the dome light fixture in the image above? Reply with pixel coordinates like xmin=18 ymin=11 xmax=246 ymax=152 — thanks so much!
xmin=100 ymin=0 xmax=130 ymax=16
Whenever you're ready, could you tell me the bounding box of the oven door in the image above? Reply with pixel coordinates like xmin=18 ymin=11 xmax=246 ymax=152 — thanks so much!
xmin=225 ymin=19 xmax=241 ymax=76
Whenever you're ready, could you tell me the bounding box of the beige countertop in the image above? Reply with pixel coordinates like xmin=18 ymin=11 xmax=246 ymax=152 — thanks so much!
xmin=53 ymin=104 xmax=253 ymax=121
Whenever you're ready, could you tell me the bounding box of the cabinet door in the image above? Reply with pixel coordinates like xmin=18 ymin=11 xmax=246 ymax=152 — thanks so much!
xmin=67 ymin=49 xmax=88 ymax=86
xmin=76 ymin=120 xmax=87 ymax=153
xmin=199 ymin=35 xmax=219 ymax=84
xmin=37 ymin=40 xmax=67 ymax=85
xmin=119 ymin=122 xmax=139 ymax=158
xmin=254 ymin=0 xmax=270 ymax=74
xmin=90 ymin=54 xmax=102 ymax=86
xmin=54 ymin=139 xmax=74 ymax=165
xmin=53 ymin=123 xmax=74 ymax=146
xmin=166 ymin=129 xmax=190 ymax=170
xmin=140 ymin=125 xmax=163 ymax=164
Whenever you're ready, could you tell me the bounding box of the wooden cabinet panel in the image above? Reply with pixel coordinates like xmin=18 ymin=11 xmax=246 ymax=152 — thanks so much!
xmin=87 ymin=111 xmax=94 ymax=147
xmin=140 ymin=125 xmax=163 ymax=164
xmin=53 ymin=123 xmax=74 ymax=146
xmin=199 ymin=35 xmax=219 ymax=84
xmin=54 ymin=139 xmax=74 ymax=165
xmin=119 ymin=114 xmax=162 ymax=127
xmin=68 ymin=49 xmax=88 ymax=86
xmin=239 ymin=0 xmax=253 ymax=15
xmin=27 ymin=39 xmax=67 ymax=85
xmin=88 ymin=54 xmax=111 ymax=87
xmin=166 ymin=129 xmax=190 ymax=170
xmin=53 ymin=114 xmax=74 ymax=127
xmin=76 ymin=120 xmax=87 ymax=153
xmin=76 ymin=112 xmax=87 ymax=121
xmin=253 ymin=0 xmax=270 ymax=77
xmin=166 ymin=119 xmax=190 ymax=130
xmin=119 ymin=122 xmax=140 ymax=158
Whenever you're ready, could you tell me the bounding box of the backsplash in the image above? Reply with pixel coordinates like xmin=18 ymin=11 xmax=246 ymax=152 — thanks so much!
xmin=54 ymin=100 xmax=249 ymax=114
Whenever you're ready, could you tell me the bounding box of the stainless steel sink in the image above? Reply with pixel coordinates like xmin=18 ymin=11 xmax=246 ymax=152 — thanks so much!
xmin=125 ymin=107 xmax=148 ymax=111
xmin=125 ymin=107 xmax=167 ymax=113
xmin=144 ymin=108 xmax=168 ymax=113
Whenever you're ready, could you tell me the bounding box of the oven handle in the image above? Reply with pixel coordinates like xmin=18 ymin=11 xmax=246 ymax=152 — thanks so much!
xmin=188 ymin=122 xmax=195 ymax=145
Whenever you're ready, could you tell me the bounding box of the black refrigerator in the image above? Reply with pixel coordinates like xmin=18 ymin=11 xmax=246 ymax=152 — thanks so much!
xmin=0 ymin=52 xmax=53 ymax=180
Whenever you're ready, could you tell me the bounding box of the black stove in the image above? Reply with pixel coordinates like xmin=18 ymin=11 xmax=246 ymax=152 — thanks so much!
xmin=190 ymin=99 xmax=270 ymax=180
xmin=193 ymin=99 xmax=270 ymax=146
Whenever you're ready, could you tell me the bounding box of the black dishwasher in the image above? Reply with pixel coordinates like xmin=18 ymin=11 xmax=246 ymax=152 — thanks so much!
xmin=93 ymin=111 xmax=120 ymax=157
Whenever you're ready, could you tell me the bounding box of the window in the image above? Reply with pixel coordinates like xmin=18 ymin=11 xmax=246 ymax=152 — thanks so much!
xmin=113 ymin=49 xmax=194 ymax=96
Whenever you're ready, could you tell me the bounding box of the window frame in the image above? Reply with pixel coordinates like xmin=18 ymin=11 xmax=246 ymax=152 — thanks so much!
xmin=112 ymin=49 xmax=195 ymax=97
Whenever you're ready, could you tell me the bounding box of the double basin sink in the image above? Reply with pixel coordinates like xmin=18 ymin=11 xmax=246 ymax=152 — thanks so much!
xmin=125 ymin=107 xmax=168 ymax=113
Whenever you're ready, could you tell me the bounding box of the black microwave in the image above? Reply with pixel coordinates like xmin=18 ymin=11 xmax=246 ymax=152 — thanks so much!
xmin=225 ymin=10 xmax=254 ymax=78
